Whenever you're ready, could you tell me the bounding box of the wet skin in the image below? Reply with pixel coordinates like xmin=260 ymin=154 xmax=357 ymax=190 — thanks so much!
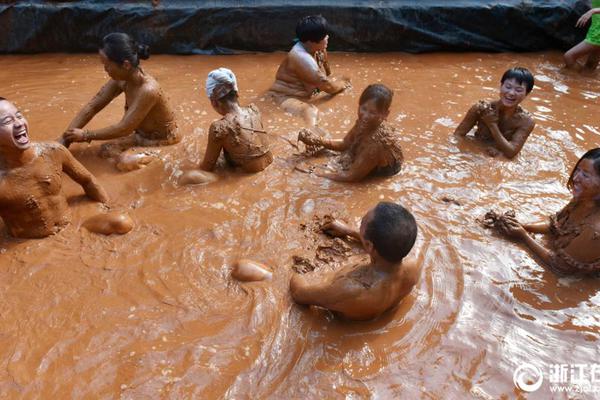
xmin=0 ymin=101 xmax=109 ymax=238
xmin=60 ymin=50 xmax=179 ymax=149
xmin=492 ymin=158 xmax=600 ymax=275
xmin=454 ymin=78 xmax=535 ymax=158
xmin=290 ymin=208 xmax=420 ymax=321
xmin=297 ymin=99 xmax=403 ymax=182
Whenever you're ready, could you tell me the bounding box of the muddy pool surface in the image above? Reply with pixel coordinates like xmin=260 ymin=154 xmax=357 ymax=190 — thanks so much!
xmin=0 ymin=52 xmax=599 ymax=399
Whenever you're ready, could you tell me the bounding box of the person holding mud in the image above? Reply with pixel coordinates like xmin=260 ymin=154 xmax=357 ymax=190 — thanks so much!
xmin=564 ymin=0 xmax=600 ymax=71
xmin=179 ymin=68 xmax=273 ymax=185
xmin=454 ymin=67 xmax=535 ymax=159
xmin=296 ymin=83 xmax=404 ymax=182
xmin=59 ymin=33 xmax=179 ymax=166
xmin=0 ymin=98 xmax=110 ymax=238
xmin=267 ymin=15 xmax=349 ymax=127
xmin=484 ymin=148 xmax=600 ymax=276
xmin=290 ymin=202 xmax=420 ymax=321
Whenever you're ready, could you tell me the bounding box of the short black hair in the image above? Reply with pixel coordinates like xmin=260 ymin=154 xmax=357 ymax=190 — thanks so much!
xmin=568 ymin=148 xmax=600 ymax=191
xmin=359 ymin=84 xmax=394 ymax=112
xmin=501 ymin=67 xmax=534 ymax=94
xmin=364 ymin=202 xmax=417 ymax=263
xmin=296 ymin=15 xmax=328 ymax=43
xmin=0 ymin=97 xmax=6 ymax=101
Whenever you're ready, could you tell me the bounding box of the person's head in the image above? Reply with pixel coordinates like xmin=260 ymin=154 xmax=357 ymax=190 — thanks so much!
xmin=296 ymin=15 xmax=329 ymax=52
xmin=0 ymin=98 xmax=30 ymax=152
xmin=499 ymin=67 xmax=534 ymax=108
xmin=206 ymin=68 xmax=239 ymax=115
xmin=568 ymin=148 xmax=600 ymax=200
xmin=357 ymin=84 xmax=393 ymax=129
xmin=359 ymin=202 xmax=417 ymax=264
xmin=99 ymin=33 xmax=150 ymax=80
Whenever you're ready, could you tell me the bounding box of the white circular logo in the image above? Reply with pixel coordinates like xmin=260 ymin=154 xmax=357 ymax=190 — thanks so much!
xmin=513 ymin=363 xmax=544 ymax=392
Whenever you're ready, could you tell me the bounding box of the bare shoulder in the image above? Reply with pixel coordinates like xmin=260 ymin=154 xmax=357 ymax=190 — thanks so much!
xmin=246 ymin=103 xmax=261 ymax=116
xmin=139 ymin=76 xmax=162 ymax=98
xmin=515 ymin=107 xmax=535 ymax=128
xmin=209 ymin=118 xmax=231 ymax=139
xmin=400 ymin=257 xmax=422 ymax=287
xmin=38 ymin=141 xmax=69 ymax=155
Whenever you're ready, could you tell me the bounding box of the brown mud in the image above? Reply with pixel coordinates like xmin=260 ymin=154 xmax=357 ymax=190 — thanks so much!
xmin=1 ymin=52 xmax=599 ymax=399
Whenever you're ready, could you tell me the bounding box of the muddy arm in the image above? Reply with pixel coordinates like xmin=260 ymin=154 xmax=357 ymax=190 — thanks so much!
xmin=290 ymin=272 xmax=361 ymax=310
xmin=523 ymin=219 xmax=551 ymax=234
xmin=199 ymin=123 xmax=224 ymax=171
xmin=83 ymin=86 xmax=158 ymax=141
xmin=66 ymin=80 xmax=123 ymax=131
xmin=293 ymin=55 xmax=346 ymax=96
xmin=487 ymin=119 xmax=534 ymax=159
xmin=58 ymin=145 xmax=109 ymax=203
xmin=453 ymin=103 xmax=479 ymax=137
xmin=317 ymin=146 xmax=379 ymax=182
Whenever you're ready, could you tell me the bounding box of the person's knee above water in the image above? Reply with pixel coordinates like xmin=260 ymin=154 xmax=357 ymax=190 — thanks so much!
xmin=59 ymin=32 xmax=179 ymax=153
xmin=179 ymin=68 xmax=273 ymax=185
xmin=297 ymin=83 xmax=404 ymax=182
xmin=267 ymin=15 xmax=349 ymax=126
xmin=0 ymin=98 xmax=109 ymax=238
xmin=484 ymin=148 xmax=600 ymax=276
xmin=564 ymin=1 xmax=600 ymax=71
xmin=453 ymin=67 xmax=535 ymax=159
xmin=290 ymin=202 xmax=420 ymax=321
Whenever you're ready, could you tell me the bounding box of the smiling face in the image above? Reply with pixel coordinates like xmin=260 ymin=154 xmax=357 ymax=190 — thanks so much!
xmin=571 ymin=158 xmax=600 ymax=200
xmin=0 ymin=100 xmax=31 ymax=151
xmin=499 ymin=78 xmax=528 ymax=108
xmin=357 ymin=99 xmax=389 ymax=130
xmin=99 ymin=50 xmax=131 ymax=80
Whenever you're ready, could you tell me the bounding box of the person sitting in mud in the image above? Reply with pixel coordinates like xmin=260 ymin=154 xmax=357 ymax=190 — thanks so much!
xmin=564 ymin=1 xmax=600 ymax=71
xmin=290 ymin=202 xmax=420 ymax=321
xmin=483 ymin=148 xmax=600 ymax=276
xmin=453 ymin=67 xmax=535 ymax=159
xmin=0 ymin=98 xmax=110 ymax=238
xmin=267 ymin=15 xmax=349 ymax=127
xmin=179 ymin=68 xmax=273 ymax=185
xmin=59 ymin=32 xmax=179 ymax=168
xmin=296 ymin=83 xmax=403 ymax=182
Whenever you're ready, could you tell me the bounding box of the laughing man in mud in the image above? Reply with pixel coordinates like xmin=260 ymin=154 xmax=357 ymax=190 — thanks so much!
xmin=267 ymin=15 xmax=350 ymax=127
xmin=296 ymin=84 xmax=404 ymax=182
xmin=453 ymin=67 xmax=535 ymax=159
xmin=290 ymin=202 xmax=420 ymax=321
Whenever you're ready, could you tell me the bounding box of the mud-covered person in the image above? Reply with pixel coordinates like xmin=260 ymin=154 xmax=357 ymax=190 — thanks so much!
xmin=0 ymin=98 xmax=110 ymax=238
xmin=59 ymin=33 xmax=179 ymax=169
xmin=179 ymin=68 xmax=273 ymax=185
xmin=290 ymin=202 xmax=420 ymax=321
xmin=267 ymin=15 xmax=349 ymax=127
xmin=297 ymin=84 xmax=404 ymax=182
xmin=453 ymin=67 xmax=535 ymax=159
xmin=488 ymin=149 xmax=600 ymax=276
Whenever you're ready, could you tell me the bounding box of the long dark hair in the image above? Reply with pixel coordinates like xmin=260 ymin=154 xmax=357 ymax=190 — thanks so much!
xmin=567 ymin=148 xmax=600 ymax=190
xmin=101 ymin=33 xmax=150 ymax=67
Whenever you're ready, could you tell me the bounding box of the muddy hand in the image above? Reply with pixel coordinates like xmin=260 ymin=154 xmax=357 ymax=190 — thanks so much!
xmin=321 ymin=220 xmax=352 ymax=237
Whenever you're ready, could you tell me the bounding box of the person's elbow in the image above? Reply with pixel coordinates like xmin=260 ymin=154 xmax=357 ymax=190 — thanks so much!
xmin=502 ymin=147 xmax=520 ymax=159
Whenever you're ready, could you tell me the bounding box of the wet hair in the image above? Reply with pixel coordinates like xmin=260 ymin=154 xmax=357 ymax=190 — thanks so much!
xmin=101 ymin=33 xmax=150 ymax=67
xmin=364 ymin=202 xmax=417 ymax=263
xmin=296 ymin=15 xmax=328 ymax=43
xmin=215 ymin=89 xmax=239 ymax=105
xmin=359 ymin=84 xmax=394 ymax=112
xmin=567 ymin=148 xmax=600 ymax=191
xmin=0 ymin=97 xmax=6 ymax=102
xmin=501 ymin=67 xmax=534 ymax=94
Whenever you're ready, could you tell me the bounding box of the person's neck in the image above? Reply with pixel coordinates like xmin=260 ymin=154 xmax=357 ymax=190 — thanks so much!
xmin=0 ymin=145 xmax=35 ymax=169
xmin=497 ymin=101 xmax=517 ymax=118
xmin=370 ymin=253 xmax=400 ymax=274
xmin=224 ymin=101 xmax=242 ymax=116
xmin=125 ymin=68 xmax=145 ymax=86
xmin=300 ymin=41 xmax=317 ymax=55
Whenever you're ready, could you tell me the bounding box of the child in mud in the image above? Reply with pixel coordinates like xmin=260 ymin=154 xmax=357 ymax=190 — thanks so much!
xmin=564 ymin=1 xmax=600 ymax=71
xmin=453 ymin=67 xmax=535 ymax=159
xmin=296 ymin=83 xmax=404 ymax=182
xmin=59 ymin=33 xmax=179 ymax=169
xmin=483 ymin=149 xmax=600 ymax=276
xmin=267 ymin=15 xmax=350 ymax=127
xmin=290 ymin=202 xmax=420 ymax=321
xmin=179 ymin=68 xmax=273 ymax=185
xmin=0 ymin=98 xmax=113 ymax=238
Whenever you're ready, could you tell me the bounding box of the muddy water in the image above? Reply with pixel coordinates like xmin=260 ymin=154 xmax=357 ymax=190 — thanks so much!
xmin=0 ymin=52 xmax=599 ymax=399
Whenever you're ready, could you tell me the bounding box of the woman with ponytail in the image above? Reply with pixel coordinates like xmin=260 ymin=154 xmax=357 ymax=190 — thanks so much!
xmin=60 ymin=33 xmax=179 ymax=164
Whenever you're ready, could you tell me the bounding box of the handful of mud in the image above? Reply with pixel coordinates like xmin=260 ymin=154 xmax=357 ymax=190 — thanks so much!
xmin=480 ymin=209 xmax=517 ymax=235
xmin=297 ymin=129 xmax=325 ymax=157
